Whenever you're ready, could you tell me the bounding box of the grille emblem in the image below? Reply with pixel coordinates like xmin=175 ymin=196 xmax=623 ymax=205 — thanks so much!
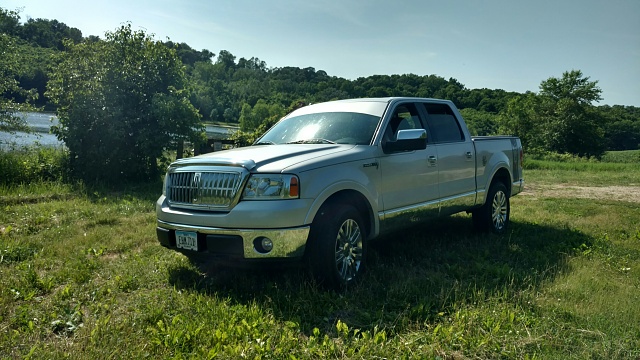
xmin=192 ymin=172 xmax=202 ymax=203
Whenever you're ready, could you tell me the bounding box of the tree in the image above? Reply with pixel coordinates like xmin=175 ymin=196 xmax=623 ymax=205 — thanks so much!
xmin=238 ymin=103 xmax=255 ymax=131
xmin=459 ymin=108 xmax=498 ymax=136
xmin=600 ymin=105 xmax=640 ymax=151
xmin=215 ymin=50 xmax=236 ymax=70
xmin=21 ymin=18 xmax=83 ymax=50
xmin=497 ymin=93 xmax=543 ymax=152
xmin=0 ymin=33 xmax=38 ymax=133
xmin=238 ymin=99 xmax=283 ymax=132
xmin=164 ymin=41 xmax=214 ymax=67
xmin=498 ymin=71 xmax=606 ymax=157
xmin=189 ymin=61 xmax=236 ymax=122
xmin=232 ymin=99 xmax=290 ymax=146
xmin=47 ymin=24 xmax=202 ymax=183
xmin=0 ymin=7 xmax=20 ymax=36
xmin=538 ymin=70 xmax=605 ymax=157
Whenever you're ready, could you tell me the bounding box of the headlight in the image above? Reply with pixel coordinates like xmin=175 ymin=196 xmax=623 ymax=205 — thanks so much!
xmin=162 ymin=172 xmax=169 ymax=196
xmin=242 ymin=174 xmax=299 ymax=200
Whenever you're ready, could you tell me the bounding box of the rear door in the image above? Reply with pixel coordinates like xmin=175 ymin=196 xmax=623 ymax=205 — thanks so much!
xmin=418 ymin=102 xmax=476 ymax=215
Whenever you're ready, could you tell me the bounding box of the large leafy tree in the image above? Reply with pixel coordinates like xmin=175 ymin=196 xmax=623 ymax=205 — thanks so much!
xmin=538 ymin=70 xmax=605 ymax=157
xmin=47 ymin=24 xmax=202 ymax=183
xmin=499 ymin=71 xmax=606 ymax=157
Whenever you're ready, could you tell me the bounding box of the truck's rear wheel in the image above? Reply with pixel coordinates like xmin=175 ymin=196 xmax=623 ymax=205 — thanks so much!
xmin=473 ymin=181 xmax=510 ymax=234
xmin=308 ymin=204 xmax=366 ymax=289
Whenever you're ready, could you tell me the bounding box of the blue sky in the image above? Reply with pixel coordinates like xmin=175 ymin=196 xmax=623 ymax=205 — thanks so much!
xmin=5 ymin=0 xmax=640 ymax=106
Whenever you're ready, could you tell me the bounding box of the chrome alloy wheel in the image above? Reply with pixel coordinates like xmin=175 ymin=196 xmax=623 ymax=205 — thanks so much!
xmin=491 ymin=189 xmax=508 ymax=231
xmin=334 ymin=218 xmax=363 ymax=282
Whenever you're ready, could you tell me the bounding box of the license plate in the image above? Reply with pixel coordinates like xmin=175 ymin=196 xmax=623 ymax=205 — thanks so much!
xmin=175 ymin=231 xmax=198 ymax=251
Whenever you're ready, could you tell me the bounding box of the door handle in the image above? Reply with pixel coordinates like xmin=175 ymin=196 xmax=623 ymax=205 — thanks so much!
xmin=428 ymin=155 xmax=437 ymax=165
xmin=466 ymin=151 xmax=473 ymax=158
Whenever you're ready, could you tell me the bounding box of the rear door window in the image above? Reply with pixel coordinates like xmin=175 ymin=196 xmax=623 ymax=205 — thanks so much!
xmin=421 ymin=103 xmax=465 ymax=143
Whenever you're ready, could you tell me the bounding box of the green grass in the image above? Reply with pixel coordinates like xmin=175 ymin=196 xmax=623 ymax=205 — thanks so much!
xmin=524 ymin=159 xmax=640 ymax=186
xmin=602 ymin=149 xmax=640 ymax=163
xmin=1 ymin=156 xmax=640 ymax=358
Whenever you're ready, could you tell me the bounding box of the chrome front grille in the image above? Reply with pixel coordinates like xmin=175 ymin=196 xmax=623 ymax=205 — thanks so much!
xmin=166 ymin=170 xmax=245 ymax=210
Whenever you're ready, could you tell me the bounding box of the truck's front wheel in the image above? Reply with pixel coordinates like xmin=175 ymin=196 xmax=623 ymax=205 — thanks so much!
xmin=308 ymin=204 xmax=366 ymax=289
xmin=473 ymin=181 xmax=510 ymax=234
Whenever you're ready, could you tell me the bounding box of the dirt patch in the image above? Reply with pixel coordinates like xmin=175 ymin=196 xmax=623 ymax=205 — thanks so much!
xmin=520 ymin=184 xmax=640 ymax=203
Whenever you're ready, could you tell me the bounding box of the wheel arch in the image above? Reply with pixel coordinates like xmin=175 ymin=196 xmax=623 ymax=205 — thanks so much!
xmin=307 ymin=188 xmax=377 ymax=241
xmin=477 ymin=164 xmax=513 ymax=206
xmin=491 ymin=167 xmax=513 ymax=197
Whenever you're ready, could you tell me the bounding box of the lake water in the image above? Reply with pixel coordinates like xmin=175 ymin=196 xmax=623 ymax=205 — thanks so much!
xmin=0 ymin=112 xmax=61 ymax=149
xmin=0 ymin=112 xmax=237 ymax=150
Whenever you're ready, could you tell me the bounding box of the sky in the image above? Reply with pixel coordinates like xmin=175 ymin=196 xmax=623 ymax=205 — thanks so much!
xmin=5 ymin=0 xmax=640 ymax=107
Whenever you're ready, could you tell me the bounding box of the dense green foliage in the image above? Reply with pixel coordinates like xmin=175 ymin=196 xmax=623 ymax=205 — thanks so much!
xmin=45 ymin=24 xmax=202 ymax=183
xmin=1 ymin=153 xmax=639 ymax=358
xmin=499 ymin=71 xmax=612 ymax=157
xmin=1 ymin=8 xmax=70 ymax=111
xmin=600 ymin=105 xmax=640 ymax=151
xmin=601 ymin=149 xmax=640 ymax=163
xmin=0 ymin=7 xmax=82 ymax=49
xmin=0 ymin=22 xmax=38 ymax=132
xmin=0 ymin=145 xmax=68 ymax=184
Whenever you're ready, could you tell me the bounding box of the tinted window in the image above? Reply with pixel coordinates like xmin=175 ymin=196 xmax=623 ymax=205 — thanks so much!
xmin=383 ymin=103 xmax=422 ymax=142
xmin=423 ymin=103 xmax=464 ymax=143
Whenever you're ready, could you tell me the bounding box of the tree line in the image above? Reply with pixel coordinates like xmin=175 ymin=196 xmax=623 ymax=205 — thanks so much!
xmin=1 ymin=7 xmax=639 ymax=183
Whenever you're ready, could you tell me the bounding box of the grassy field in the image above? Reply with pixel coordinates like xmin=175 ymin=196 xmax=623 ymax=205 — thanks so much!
xmin=1 ymin=155 xmax=639 ymax=359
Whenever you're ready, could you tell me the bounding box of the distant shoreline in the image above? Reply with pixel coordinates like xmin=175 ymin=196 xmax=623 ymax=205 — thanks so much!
xmin=2 ymin=113 xmax=238 ymax=150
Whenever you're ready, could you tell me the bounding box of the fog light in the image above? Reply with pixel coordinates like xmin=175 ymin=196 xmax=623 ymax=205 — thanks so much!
xmin=253 ymin=237 xmax=274 ymax=254
xmin=261 ymin=238 xmax=273 ymax=252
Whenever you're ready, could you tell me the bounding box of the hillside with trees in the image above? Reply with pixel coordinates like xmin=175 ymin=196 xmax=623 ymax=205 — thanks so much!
xmin=1 ymin=6 xmax=639 ymax=182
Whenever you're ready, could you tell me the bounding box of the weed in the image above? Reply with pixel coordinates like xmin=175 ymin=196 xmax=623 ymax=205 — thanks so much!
xmin=50 ymin=304 xmax=83 ymax=336
xmin=0 ymin=242 xmax=39 ymax=264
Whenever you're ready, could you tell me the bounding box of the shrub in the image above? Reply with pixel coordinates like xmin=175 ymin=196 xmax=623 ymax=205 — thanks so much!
xmin=0 ymin=145 xmax=68 ymax=185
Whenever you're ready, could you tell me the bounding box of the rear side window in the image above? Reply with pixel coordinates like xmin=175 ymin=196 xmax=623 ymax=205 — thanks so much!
xmin=422 ymin=103 xmax=465 ymax=143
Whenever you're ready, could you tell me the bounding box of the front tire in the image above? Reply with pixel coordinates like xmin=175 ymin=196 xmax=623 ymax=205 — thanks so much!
xmin=307 ymin=203 xmax=367 ymax=289
xmin=473 ymin=181 xmax=510 ymax=234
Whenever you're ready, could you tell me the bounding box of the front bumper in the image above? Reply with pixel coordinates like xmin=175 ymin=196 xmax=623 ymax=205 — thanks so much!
xmin=156 ymin=220 xmax=310 ymax=259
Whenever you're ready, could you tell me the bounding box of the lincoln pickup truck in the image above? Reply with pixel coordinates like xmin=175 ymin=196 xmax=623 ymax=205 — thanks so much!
xmin=156 ymin=97 xmax=524 ymax=288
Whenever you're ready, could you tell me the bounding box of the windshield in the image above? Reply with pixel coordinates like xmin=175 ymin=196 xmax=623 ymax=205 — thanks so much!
xmin=255 ymin=112 xmax=380 ymax=145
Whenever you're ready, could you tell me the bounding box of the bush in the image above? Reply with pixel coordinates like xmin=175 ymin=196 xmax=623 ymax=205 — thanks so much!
xmin=46 ymin=25 xmax=202 ymax=184
xmin=525 ymin=150 xmax=599 ymax=163
xmin=0 ymin=145 xmax=69 ymax=185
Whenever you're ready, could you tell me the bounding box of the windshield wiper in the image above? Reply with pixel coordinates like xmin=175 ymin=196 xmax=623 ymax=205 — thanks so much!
xmin=254 ymin=141 xmax=275 ymax=145
xmin=286 ymin=138 xmax=336 ymax=144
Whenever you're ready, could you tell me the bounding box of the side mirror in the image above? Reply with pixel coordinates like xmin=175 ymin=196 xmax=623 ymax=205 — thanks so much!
xmin=382 ymin=129 xmax=427 ymax=153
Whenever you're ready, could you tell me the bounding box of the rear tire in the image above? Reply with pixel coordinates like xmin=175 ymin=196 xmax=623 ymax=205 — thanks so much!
xmin=473 ymin=181 xmax=510 ymax=234
xmin=307 ymin=203 xmax=367 ymax=290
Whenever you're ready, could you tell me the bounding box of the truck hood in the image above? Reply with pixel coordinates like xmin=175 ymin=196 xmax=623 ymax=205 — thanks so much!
xmin=170 ymin=144 xmax=368 ymax=173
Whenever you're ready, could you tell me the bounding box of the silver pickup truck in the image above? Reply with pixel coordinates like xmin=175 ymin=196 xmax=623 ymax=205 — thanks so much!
xmin=156 ymin=97 xmax=524 ymax=288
